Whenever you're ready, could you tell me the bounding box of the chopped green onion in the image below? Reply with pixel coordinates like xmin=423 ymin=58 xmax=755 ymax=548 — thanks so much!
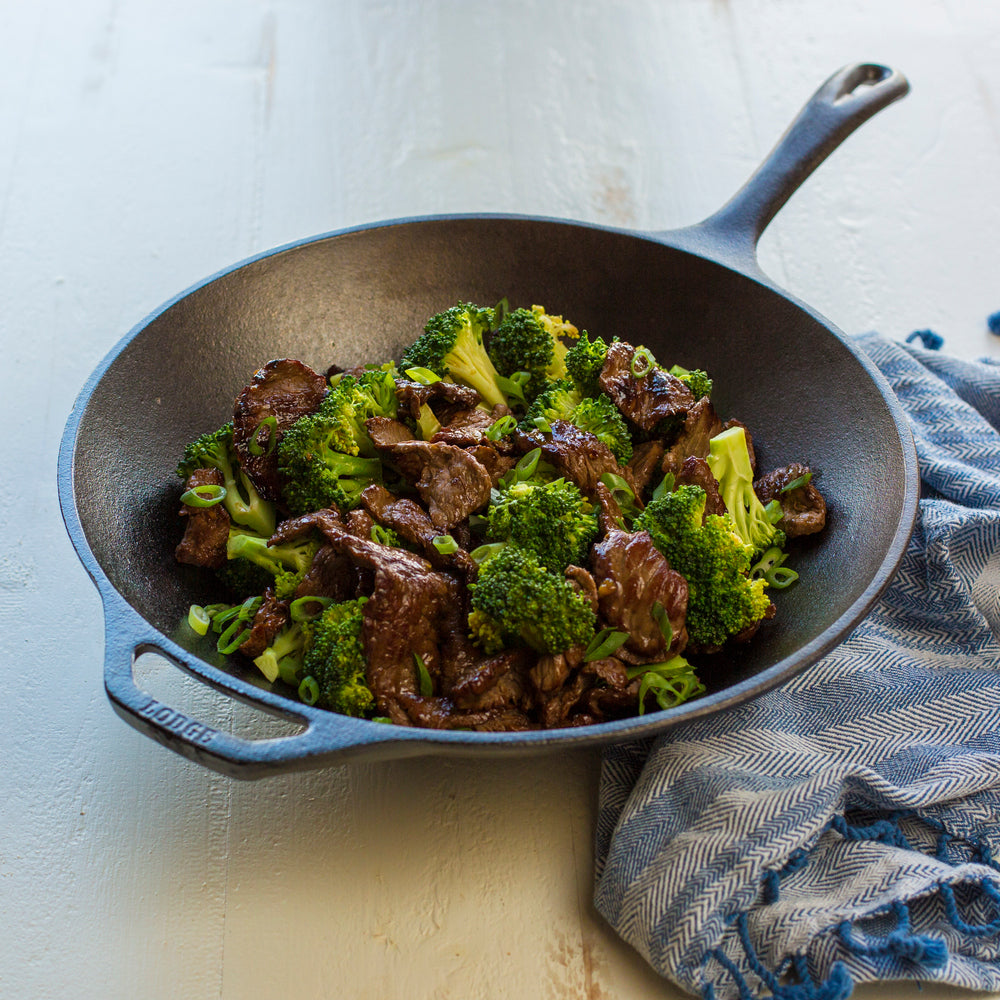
xmin=767 ymin=565 xmax=799 ymax=589
xmin=496 ymin=372 xmax=528 ymax=407
xmin=668 ymin=364 xmax=690 ymax=377
xmin=180 ymin=484 xmax=227 ymax=508
xmin=414 ymin=653 xmax=434 ymax=697
xmin=217 ymin=620 xmax=251 ymax=655
xmin=485 ymin=414 xmax=517 ymax=441
xmin=492 ymin=297 xmax=510 ymax=325
xmin=432 ymin=534 xmax=459 ymax=555
xmin=582 ymin=628 xmax=630 ymax=663
xmin=781 ymin=471 xmax=813 ymax=493
xmin=404 ymin=366 xmax=442 ymax=385
xmin=298 ymin=676 xmax=320 ymax=705
xmin=651 ymin=601 xmax=673 ymax=646
xmin=599 ymin=472 xmax=641 ymax=523
xmin=328 ymin=372 xmax=344 ymax=388
xmin=370 ymin=524 xmax=398 ymax=547
xmin=652 ymin=473 xmax=675 ymax=501
xmin=371 ymin=716 xmax=393 ymax=725
xmin=278 ymin=657 xmax=301 ymax=686
xmin=470 ymin=542 xmax=506 ymax=565
xmin=415 ymin=403 xmax=441 ymax=441
xmin=750 ymin=546 xmax=799 ymax=589
xmin=289 ymin=595 xmax=334 ymax=622
xmin=215 ymin=596 xmax=262 ymax=654
xmin=248 ymin=415 xmax=278 ymax=456
xmin=627 ymin=656 xmax=706 ymax=714
xmin=630 ymin=346 xmax=655 ymax=378
xmin=514 ymin=448 xmax=541 ymax=482
xmin=533 ymin=416 xmax=552 ymax=433
xmin=187 ymin=605 xmax=211 ymax=636
xmin=764 ymin=499 xmax=785 ymax=524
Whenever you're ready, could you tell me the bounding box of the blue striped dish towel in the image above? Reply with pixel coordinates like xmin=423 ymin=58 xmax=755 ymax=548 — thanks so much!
xmin=594 ymin=334 xmax=1000 ymax=999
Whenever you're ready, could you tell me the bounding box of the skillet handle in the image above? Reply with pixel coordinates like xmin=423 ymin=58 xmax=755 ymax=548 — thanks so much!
xmin=101 ymin=599 xmax=397 ymax=778
xmin=678 ymin=63 xmax=909 ymax=268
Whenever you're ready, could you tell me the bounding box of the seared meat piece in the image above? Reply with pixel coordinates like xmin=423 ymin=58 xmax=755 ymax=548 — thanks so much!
xmin=395 ymin=379 xmax=482 ymax=423
xmin=465 ymin=445 xmax=517 ymax=487
xmin=233 ymin=358 xmax=328 ymax=499
xmin=579 ymin=656 xmax=643 ymax=719
xmin=564 ymin=565 xmax=599 ymax=613
xmin=628 ymin=439 xmax=666 ymax=495
xmin=675 ymin=456 xmax=726 ymax=518
xmin=315 ymin=523 xmax=454 ymax=725
xmin=239 ymin=588 xmax=290 ymax=660
xmin=755 ymin=463 xmax=827 ymax=537
xmin=175 ymin=469 xmax=230 ymax=569
xmin=598 ymin=341 xmax=695 ymax=433
xmin=529 ymin=647 xmax=581 ymax=695
xmin=449 ymin=648 xmax=532 ymax=711
xmin=365 ymin=416 xmax=415 ymax=449
xmin=344 ymin=507 xmax=375 ymax=539
xmin=381 ymin=440 xmax=492 ymax=530
xmin=268 ymin=507 xmax=342 ymax=544
xmin=431 ymin=405 xmax=500 ymax=448
xmin=293 ymin=543 xmax=355 ymax=606
xmin=360 ymin=484 xmax=477 ymax=579
xmin=594 ymin=479 xmax=626 ymax=534
xmin=537 ymin=672 xmax=592 ymax=729
xmin=662 ymin=397 xmax=724 ymax=475
xmin=515 ymin=420 xmax=633 ymax=495
xmin=591 ymin=528 xmax=688 ymax=661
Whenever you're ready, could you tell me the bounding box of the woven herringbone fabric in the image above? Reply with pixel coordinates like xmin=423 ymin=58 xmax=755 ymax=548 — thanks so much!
xmin=594 ymin=335 xmax=1000 ymax=999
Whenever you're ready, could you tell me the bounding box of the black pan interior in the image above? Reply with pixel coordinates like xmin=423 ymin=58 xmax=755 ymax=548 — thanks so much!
xmin=72 ymin=216 xmax=909 ymax=700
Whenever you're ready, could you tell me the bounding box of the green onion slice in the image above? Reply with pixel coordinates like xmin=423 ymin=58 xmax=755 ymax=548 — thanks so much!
xmin=582 ymin=628 xmax=630 ymax=663
xmin=780 ymin=471 xmax=813 ymax=493
xmin=764 ymin=499 xmax=785 ymax=524
xmin=627 ymin=656 xmax=706 ymax=715
xmin=404 ymin=366 xmax=442 ymax=385
xmin=248 ymin=415 xmax=278 ymax=456
xmin=651 ymin=601 xmax=673 ymax=646
xmin=470 ymin=542 xmax=506 ymax=565
xmin=492 ymin=297 xmax=510 ymax=325
xmin=187 ymin=605 xmax=211 ymax=636
xmin=485 ymin=414 xmax=517 ymax=441
xmin=652 ymin=473 xmax=675 ymax=501
xmin=432 ymin=534 xmax=459 ymax=555
xmin=370 ymin=524 xmax=397 ymax=547
xmin=630 ymin=346 xmax=655 ymax=378
xmin=298 ymin=676 xmax=320 ymax=706
xmin=414 ymin=653 xmax=434 ymax=697
xmin=515 ymin=448 xmax=541 ymax=481
xmin=289 ymin=595 xmax=334 ymax=622
xmin=766 ymin=565 xmax=800 ymax=589
xmin=180 ymin=484 xmax=227 ymax=508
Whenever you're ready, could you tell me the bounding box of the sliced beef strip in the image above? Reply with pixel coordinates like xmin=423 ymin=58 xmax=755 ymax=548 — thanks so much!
xmin=564 ymin=565 xmax=599 ymax=613
xmin=754 ymin=463 xmax=827 ymax=537
xmin=315 ymin=523 xmax=454 ymax=725
xmin=431 ymin=403 xmax=515 ymax=450
xmin=579 ymin=657 xmax=643 ymax=719
xmin=514 ymin=420 xmax=634 ymax=495
xmin=448 ymin=648 xmax=533 ymax=713
xmin=381 ymin=440 xmax=492 ymax=530
xmin=175 ymin=468 xmax=230 ymax=569
xmin=465 ymin=445 xmax=517 ymax=487
xmin=293 ymin=543 xmax=355 ymax=606
xmin=661 ymin=397 xmax=725 ymax=475
xmin=594 ymin=480 xmax=626 ymax=534
xmin=267 ymin=507 xmax=342 ymax=544
xmin=536 ymin=671 xmax=593 ymax=729
xmin=360 ymin=483 xmax=477 ymax=579
xmin=364 ymin=416 xmax=415 ymax=449
xmin=591 ymin=528 xmax=689 ymax=661
xmin=232 ymin=358 xmax=329 ymax=500
xmin=239 ymin=588 xmax=290 ymax=660
xmin=675 ymin=456 xmax=726 ymax=518
xmin=598 ymin=341 xmax=695 ymax=433
xmin=344 ymin=507 xmax=375 ymax=539
xmin=394 ymin=379 xmax=482 ymax=423
xmin=627 ymin=439 xmax=666 ymax=495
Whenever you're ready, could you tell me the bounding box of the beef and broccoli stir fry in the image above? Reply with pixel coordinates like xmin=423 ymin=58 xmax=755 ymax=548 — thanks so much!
xmin=175 ymin=301 xmax=827 ymax=730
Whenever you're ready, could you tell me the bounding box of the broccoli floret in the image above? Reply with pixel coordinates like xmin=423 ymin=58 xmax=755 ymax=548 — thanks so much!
xmin=225 ymin=529 xmax=320 ymax=600
xmin=634 ymin=484 xmax=771 ymax=649
xmin=569 ymin=394 xmax=633 ymax=463
xmin=399 ymin=302 xmax=517 ymax=409
xmin=299 ymin=598 xmax=373 ymax=717
xmin=519 ymin=381 xmax=633 ymax=463
xmin=215 ymin=554 xmax=273 ymax=600
xmin=485 ymin=477 xmax=599 ymax=573
xmin=489 ymin=305 xmax=579 ymax=399
xmin=252 ymin=622 xmax=310 ymax=684
xmin=468 ymin=544 xmax=596 ymax=655
xmin=277 ymin=371 xmax=396 ymax=514
xmin=669 ymin=364 xmax=713 ymax=401
xmin=706 ymin=425 xmax=785 ymax=557
xmin=518 ymin=378 xmax=583 ymax=430
xmin=177 ymin=422 xmax=276 ymax=536
xmin=564 ymin=331 xmax=609 ymax=395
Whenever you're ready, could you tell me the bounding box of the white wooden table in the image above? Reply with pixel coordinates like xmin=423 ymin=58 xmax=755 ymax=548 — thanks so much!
xmin=4 ymin=2 xmax=999 ymax=997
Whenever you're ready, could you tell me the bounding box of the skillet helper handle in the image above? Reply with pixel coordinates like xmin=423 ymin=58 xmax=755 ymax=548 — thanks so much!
xmin=695 ymin=63 xmax=909 ymax=265
xmin=101 ymin=601 xmax=373 ymax=778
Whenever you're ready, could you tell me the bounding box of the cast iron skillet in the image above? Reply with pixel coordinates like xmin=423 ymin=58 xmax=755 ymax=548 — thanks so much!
xmin=59 ymin=63 xmax=918 ymax=778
